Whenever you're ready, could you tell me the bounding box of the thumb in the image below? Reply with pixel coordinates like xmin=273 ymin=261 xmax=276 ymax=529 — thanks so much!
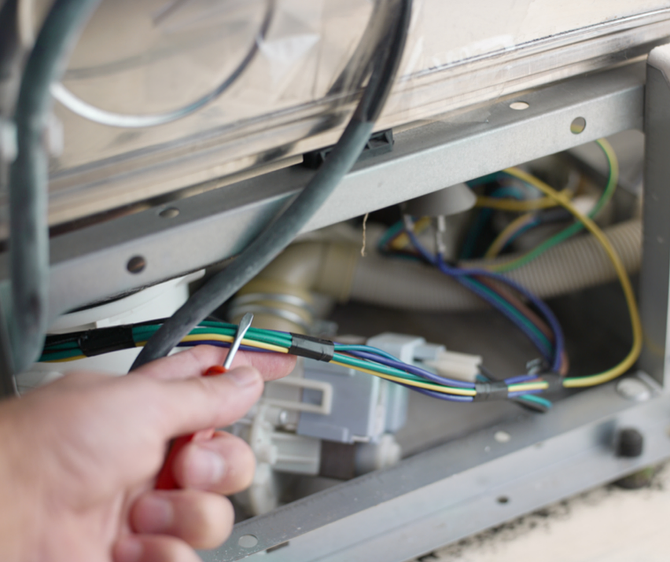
xmin=148 ymin=366 xmax=263 ymax=439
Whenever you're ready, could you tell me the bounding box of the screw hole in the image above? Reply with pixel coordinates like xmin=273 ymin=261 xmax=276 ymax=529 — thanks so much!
xmin=570 ymin=117 xmax=586 ymax=134
xmin=509 ymin=101 xmax=529 ymax=111
xmin=497 ymin=496 xmax=510 ymax=504
xmin=127 ymin=256 xmax=146 ymax=274
xmin=238 ymin=535 xmax=259 ymax=549
xmin=159 ymin=207 xmax=179 ymax=219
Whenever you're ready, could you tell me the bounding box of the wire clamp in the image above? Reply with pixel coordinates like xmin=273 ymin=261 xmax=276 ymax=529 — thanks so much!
xmin=474 ymin=380 xmax=509 ymax=402
xmin=289 ymin=333 xmax=335 ymax=362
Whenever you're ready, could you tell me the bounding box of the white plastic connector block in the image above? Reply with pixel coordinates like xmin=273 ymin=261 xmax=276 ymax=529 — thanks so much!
xmin=424 ymin=350 xmax=483 ymax=383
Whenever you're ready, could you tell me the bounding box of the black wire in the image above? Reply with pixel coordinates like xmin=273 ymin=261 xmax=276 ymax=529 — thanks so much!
xmin=131 ymin=0 xmax=413 ymax=370
xmin=8 ymin=0 xmax=102 ymax=373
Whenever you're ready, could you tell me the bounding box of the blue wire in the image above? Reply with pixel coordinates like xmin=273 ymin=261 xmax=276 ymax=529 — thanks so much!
xmin=437 ymin=258 xmax=564 ymax=373
xmin=341 ymin=348 xmax=476 ymax=389
xmin=403 ymin=225 xmax=554 ymax=362
xmin=456 ymin=275 xmax=554 ymax=361
xmin=404 ymin=222 xmax=564 ymax=373
xmin=517 ymin=394 xmax=553 ymax=409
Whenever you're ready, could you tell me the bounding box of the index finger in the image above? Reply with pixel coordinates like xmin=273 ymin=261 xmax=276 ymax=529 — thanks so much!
xmin=132 ymin=345 xmax=296 ymax=383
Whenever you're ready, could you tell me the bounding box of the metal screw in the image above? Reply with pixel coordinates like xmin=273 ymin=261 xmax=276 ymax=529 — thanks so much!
xmin=127 ymin=256 xmax=146 ymax=274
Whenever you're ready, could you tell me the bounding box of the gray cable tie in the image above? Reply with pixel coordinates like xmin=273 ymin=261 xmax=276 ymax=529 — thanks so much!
xmin=289 ymin=333 xmax=335 ymax=362
xmin=474 ymin=380 xmax=509 ymax=402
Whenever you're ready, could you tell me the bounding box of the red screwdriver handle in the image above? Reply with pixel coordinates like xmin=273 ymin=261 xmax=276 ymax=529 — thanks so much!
xmin=154 ymin=365 xmax=227 ymax=490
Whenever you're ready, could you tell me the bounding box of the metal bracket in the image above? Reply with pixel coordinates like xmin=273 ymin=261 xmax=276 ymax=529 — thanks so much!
xmin=639 ymin=43 xmax=670 ymax=386
xmin=207 ymin=382 xmax=670 ymax=561
xmin=0 ymin=63 xmax=644 ymax=324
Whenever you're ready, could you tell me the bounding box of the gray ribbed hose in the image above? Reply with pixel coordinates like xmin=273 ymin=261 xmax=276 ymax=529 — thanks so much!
xmin=349 ymin=220 xmax=641 ymax=311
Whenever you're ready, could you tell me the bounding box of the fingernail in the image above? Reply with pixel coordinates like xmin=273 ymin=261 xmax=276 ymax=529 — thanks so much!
xmin=115 ymin=536 xmax=143 ymax=562
xmin=138 ymin=495 xmax=173 ymax=533
xmin=188 ymin=447 xmax=226 ymax=487
xmin=227 ymin=366 xmax=260 ymax=388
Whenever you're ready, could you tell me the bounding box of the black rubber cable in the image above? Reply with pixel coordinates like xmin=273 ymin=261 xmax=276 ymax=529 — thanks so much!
xmin=131 ymin=0 xmax=413 ymax=370
xmin=8 ymin=0 xmax=102 ymax=373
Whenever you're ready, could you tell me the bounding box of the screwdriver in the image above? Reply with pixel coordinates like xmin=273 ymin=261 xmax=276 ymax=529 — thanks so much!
xmin=154 ymin=313 xmax=254 ymax=490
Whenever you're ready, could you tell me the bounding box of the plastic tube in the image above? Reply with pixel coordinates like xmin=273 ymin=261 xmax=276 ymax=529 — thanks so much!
xmin=349 ymin=219 xmax=641 ymax=311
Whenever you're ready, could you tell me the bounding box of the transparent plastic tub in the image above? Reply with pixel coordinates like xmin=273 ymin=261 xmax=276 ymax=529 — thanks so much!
xmin=14 ymin=0 xmax=670 ymax=225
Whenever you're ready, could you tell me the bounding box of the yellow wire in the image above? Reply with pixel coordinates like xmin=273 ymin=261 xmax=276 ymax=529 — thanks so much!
xmin=179 ymin=334 xmax=289 ymax=354
xmin=509 ymin=382 xmax=549 ymax=392
xmin=485 ymin=212 xmax=536 ymax=258
xmin=331 ymin=360 xmax=477 ymax=396
xmin=502 ymin=167 xmax=642 ymax=388
xmin=476 ymin=187 xmax=574 ymax=212
xmin=44 ymin=355 xmax=86 ymax=363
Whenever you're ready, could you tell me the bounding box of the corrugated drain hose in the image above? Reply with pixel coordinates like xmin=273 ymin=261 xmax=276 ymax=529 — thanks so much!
xmin=350 ymin=219 xmax=641 ymax=310
xmin=240 ymin=219 xmax=641 ymax=317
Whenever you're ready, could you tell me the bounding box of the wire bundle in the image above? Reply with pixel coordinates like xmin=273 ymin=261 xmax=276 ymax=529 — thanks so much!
xmin=39 ymin=320 xmax=549 ymax=404
xmin=38 ymin=139 xmax=640 ymax=407
xmin=379 ymin=138 xmax=641 ymax=399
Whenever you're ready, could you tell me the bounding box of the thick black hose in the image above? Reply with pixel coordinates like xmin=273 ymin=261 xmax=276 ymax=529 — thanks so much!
xmin=8 ymin=0 xmax=102 ymax=373
xmin=131 ymin=0 xmax=413 ymax=369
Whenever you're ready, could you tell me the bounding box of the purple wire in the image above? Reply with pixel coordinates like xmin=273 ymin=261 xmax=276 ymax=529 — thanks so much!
xmin=399 ymin=383 xmax=474 ymax=402
xmin=403 ymin=223 xmax=564 ymax=373
xmin=438 ymin=258 xmax=564 ymax=373
xmin=453 ymin=273 xmax=553 ymax=362
xmin=342 ymin=348 xmax=476 ymax=389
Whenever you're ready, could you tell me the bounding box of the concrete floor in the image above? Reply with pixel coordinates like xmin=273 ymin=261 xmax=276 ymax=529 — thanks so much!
xmin=409 ymin=462 xmax=670 ymax=562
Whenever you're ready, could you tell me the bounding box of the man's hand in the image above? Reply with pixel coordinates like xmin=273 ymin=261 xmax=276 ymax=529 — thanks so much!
xmin=0 ymin=346 xmax=296 ymax=562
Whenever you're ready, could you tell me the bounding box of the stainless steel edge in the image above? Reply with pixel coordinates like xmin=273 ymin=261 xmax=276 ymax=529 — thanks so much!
xmin=639 ymin=44 xmax=670 ymax=386
xmin=20 ymin=63 xmax=644 ymax=321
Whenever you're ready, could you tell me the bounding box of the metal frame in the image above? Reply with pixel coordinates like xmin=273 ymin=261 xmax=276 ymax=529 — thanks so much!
xmin=639 ymin=44 xmax=670 ymax=387
xmin=210 ymin=375 xmax=670 ymax=562
xmin=203 ymin=55 xmax=664 ymax=562
xmin=0 ymin=62 xmax=644 ymax=324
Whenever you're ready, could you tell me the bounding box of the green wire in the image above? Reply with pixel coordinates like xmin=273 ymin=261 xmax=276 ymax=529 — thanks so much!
xmin=38 ymin=349 xmax=84 ymax=361
xmin=491 ymin=139 xmax=619 ymax=273
xmin=518 ymin=394 xmax=553 ymax=409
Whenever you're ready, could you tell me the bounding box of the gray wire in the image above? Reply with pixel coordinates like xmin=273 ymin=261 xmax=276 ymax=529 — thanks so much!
xmin=51 ymin=0 xmax=275 ymax=128
xmin=8 ymin=0 xmax=102 ymax=373
xmin=131 ymin=0 xmax=413 ymax=370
